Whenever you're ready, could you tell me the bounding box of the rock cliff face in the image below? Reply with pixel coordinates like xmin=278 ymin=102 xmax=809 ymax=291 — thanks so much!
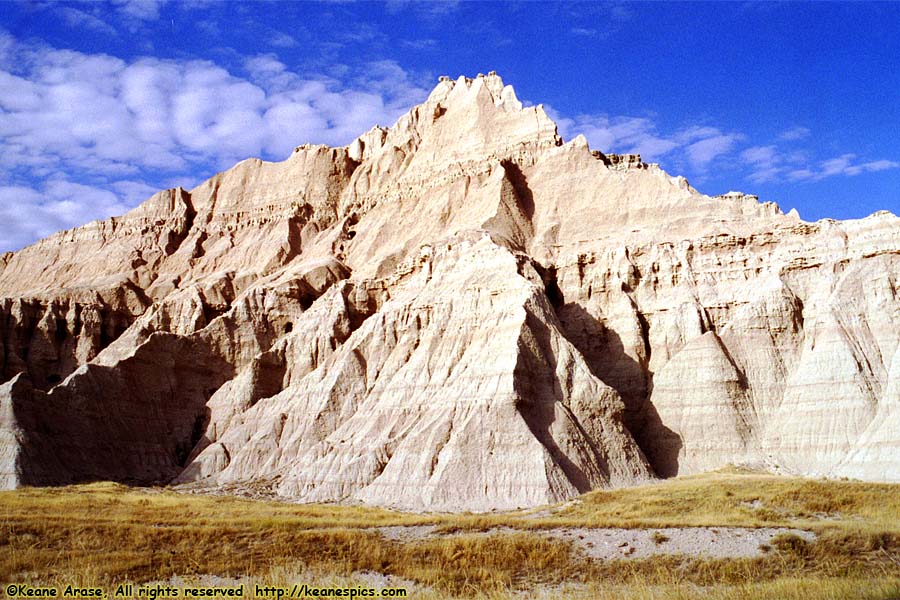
xmin=1 ymin=73 xmax=899 ymax=508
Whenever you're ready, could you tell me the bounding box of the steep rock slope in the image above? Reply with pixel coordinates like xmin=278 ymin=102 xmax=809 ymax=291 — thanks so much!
xmin=1 ymin=73 xmax=898 ymax=507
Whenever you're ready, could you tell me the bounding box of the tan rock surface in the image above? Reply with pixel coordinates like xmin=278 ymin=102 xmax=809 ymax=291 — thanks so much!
xmin=1 ymin=73 xmax=898 ymax=509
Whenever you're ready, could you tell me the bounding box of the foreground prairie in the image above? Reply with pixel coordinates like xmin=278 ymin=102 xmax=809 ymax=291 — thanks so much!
xmin=2 ymin=471 xmax=899 ymax=599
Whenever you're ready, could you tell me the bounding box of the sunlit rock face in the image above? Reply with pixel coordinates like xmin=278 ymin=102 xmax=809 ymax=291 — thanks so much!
xmin=2 ymin=73 xmax=899 ymax=508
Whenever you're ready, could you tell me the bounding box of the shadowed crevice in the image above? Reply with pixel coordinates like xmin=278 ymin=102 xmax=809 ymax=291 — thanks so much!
xmin=552 ymin=301 xmax=682 ymax=478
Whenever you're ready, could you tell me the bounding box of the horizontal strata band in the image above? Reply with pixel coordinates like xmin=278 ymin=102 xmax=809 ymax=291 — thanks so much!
xmin=1 ymin=72 xmax=899 ymax=510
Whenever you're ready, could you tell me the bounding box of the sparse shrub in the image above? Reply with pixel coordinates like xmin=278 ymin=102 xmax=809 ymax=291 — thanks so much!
xmin=771 ymin=533 xmax=810 ymax=557
xmin=753 ymin=508 xmax=782 ymax=522
xmin=864 ymin=531 xmax=895 ymax=551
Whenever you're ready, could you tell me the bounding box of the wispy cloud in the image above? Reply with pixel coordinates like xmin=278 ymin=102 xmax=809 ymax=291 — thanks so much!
xmin=386 ymin=0 xmax=460 ymax=18
xmin=195 ymin=19 xmax=220 ymax=36
xmin=741 ymin=143 xmax=899 ymax=184
xmin=401 ymin=38 xmax=438 ymax=50
xmin=269 ymin=31 xmax=298 ymax=48
xmin=684 ymin=133 xmax=743 ymax=168
xmin=741 ymin=145 xmax=783 ymax=183
xmin=112 ymin=0 xmax=169 ymax=22
xmin=778 ymin=126 xmax=810 ymax=141
xmin=56 ymin=7 xmax=118 ymax=36
xmin=789 ymin=154 xmax=900 ymax=181
xmin=552 ymin=107 xmax=897 ymax=187
xmin=550 ymin=109 xmax=742 ymax=170
xmin=336 ymin=22 xmax=388 ymax=44
xmin=567 ymin=1 xmax=634 ymax=39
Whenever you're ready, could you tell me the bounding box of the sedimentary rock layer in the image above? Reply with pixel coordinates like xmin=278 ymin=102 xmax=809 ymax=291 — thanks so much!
xmin=1 ymin=73 xmax=898 ymax=508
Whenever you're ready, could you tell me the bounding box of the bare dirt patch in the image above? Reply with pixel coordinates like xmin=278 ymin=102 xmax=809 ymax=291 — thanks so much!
xmin=376 ymin=525 xmax=815 ymax=559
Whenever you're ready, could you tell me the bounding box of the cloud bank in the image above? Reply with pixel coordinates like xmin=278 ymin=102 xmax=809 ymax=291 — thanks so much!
xmin=0 ymin=32 xmax=429 ymax=252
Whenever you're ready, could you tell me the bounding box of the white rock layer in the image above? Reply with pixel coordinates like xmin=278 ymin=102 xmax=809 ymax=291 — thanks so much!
xmin=1 ymin=73 xmax=898 ymax=509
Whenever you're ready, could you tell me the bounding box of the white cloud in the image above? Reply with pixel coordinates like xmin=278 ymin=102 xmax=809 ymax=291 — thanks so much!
xmin=0 ymin=179 xmax=132 ymax=252
xmin=854 ymin=159 xmax=899 ymax=173
xmin=786 ymin=168 xmax=815 ymax=181
xmin=336 ymin=23 xmax=388 ymax=45
xmin=0 ymin=31 xmax=14 ymax=66
xmin=113 ymin=0 xmax=169 ymax=21
xmin=551 ymin=107 xmax=897 ymax=186
xmin=550 ymin=111 xmax=674 ymax=160
xmin=109 ymin=180 xmax=163 ymax=205
xmin=788 ymin=154 xmax=900 ymax=181
xmin=269 ymin=32 xmax=298 ymax=48
xmin=820 ymin=154 xmax=855 ymax=177
xmin=550 ymin=109 xmax=740 ymax=169
xmin=684 ymin=134 xmax=741 ymax=168
xmin=402 ymin=38 xmax=437 ymax=49
xmin=677 ymin=125 xmax=722 ymax=143
xmin=0 ymin=35 xmax=430 ymax=252
xmin=386 ymin=0 xmax=460 ymax=17
xmin=0 ymin=41 xmax=427 ymax=172
xmin=779 ymin=126 xmax=810 ymax=141
xmin=56 ymin=7 xmax=118 ymax=36
xmin=741 ymin=145 xmax=778 ymax=165
xmin=740 ymin=145 xmax=783 ymax=183
xmin=421 ymin=0 xmax=460 ymax=16
xmin=742 ymin=144 xmax=899 ymax=184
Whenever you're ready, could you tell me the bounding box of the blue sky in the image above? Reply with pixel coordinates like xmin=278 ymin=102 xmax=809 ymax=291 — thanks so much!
xmin=1 ymin=1 xmax=898 ymax=252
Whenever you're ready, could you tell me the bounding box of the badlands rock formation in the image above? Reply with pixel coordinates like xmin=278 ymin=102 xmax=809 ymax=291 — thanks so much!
xmin=1 ymin=73 xmax=898 ymax=509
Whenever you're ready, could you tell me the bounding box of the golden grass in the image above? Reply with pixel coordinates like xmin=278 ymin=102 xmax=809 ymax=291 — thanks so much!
xmin=1 ymin=482 xmax=417 ymax=585
xmin=1 ymin=472 xmax=899 ymax=598
xmin=426 ymin=470 xmax=900 ymax=540
xmin=562 ymin=471 xmax=900 ymax=534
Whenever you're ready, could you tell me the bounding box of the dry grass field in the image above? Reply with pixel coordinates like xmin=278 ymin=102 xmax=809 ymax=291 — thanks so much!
xmin=2 ymin=470 xmax=899 ymax=599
